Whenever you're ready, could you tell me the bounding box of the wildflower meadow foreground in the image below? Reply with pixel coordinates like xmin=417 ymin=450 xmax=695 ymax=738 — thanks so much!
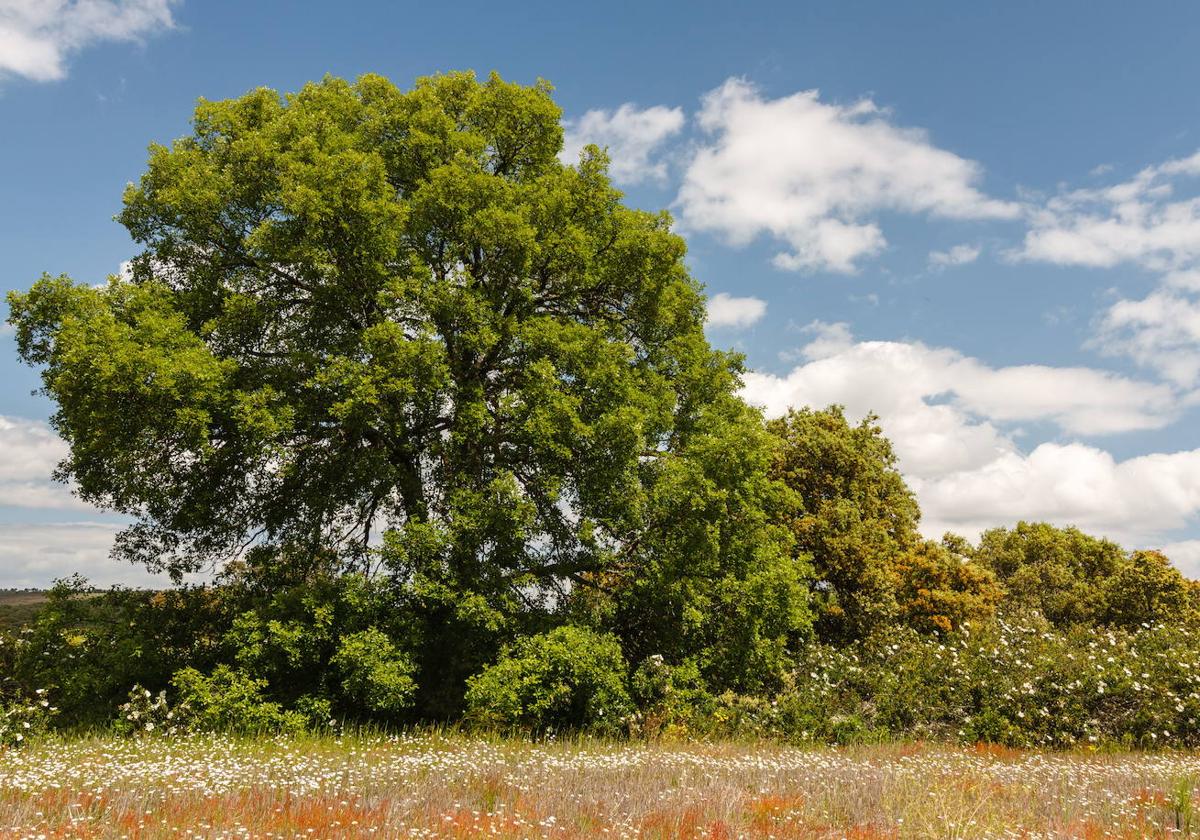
xmin=4 ymin=734 xmax=1200 ymax=839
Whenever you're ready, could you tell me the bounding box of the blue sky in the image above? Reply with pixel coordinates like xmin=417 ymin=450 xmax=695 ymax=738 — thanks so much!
xmin=5 ymin=0 xmax=1200 ymax=585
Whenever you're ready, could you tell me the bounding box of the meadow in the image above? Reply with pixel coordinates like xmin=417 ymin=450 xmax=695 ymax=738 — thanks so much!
xmin=0 ymin=592 xmax=46 ymax=633
xmin=3 ymin=733 xmax=1200 ymax=839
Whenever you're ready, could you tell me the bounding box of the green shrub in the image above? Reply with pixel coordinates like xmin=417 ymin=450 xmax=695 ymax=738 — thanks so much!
xmin=170 ymin=665 xmax=306 ymax=734
xmin=628 ymin=656 xmax=715 ymax=739
xmin=2 ymin=577 xmax=232 ymax=728
xmin=464 ymin=625 xmax=633 ymax=735
xmin=331 ymin=628 xmax=417 ymax=716
xmin=775 ymin=615 xmax=1200 ymax=748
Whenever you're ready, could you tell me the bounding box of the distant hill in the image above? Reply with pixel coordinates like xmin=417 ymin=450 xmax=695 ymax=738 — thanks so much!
xmin=0 ymin=589 xmax=49 ymax=630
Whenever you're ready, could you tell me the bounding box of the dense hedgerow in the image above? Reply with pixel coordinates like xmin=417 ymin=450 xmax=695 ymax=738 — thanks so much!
xmin=6 ymin=584 xmax=1200 ymax=747
xmin=699 ymin=615 xmax=1200 ymax=748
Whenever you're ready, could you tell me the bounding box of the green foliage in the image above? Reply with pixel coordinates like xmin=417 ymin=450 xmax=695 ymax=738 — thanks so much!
xmin=605 ymin=401 xmax=811 ymax=695
xmin=1101 ymin=549 xmax=1198 ymax=628
xmin=717 ymin=616 xmax=1200 ymax=748
xmin=1 ymin=571 xmax=421 ymax=731
xmin=975 ymin=523 xmax=1200 ymax=629
xmin=767 ymin=406 xmax=921 ymax=641
xmin=973 ymin=522 xmax=1127 ymax=626
xmin=216 ymin=571 xmax=422 ymax=720
xmin=464 ymin=626 xmax=633 ymax=735
xmin=171 ymin=665 xmax=307 ymax=734
xmin=6 ymin=70 xmax=729 ymax=604
xmin=626 ymin=656 xmax=714 ymax=739
xmin=1 ymin=576 xmax=228 ymax=727
xmin=889 ymin=539 xmax=1003 ymax=633
xmin=331 ymin=629 xmax=417 ymax=716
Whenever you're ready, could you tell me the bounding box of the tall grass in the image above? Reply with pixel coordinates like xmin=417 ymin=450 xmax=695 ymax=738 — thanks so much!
xmin=5 ymin=733 xmax=1200 ymax=837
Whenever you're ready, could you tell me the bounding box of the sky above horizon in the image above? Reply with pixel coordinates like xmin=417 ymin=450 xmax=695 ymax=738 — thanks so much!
xmin=5 ymin=0 xmax=1200 ymax=586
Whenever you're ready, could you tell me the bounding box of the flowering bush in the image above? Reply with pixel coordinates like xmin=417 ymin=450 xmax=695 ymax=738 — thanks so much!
xmin=114 ymin=685 xmax=181 ymax=736
xmin=0 ymin=689 xmax=58 ymax=748
xmin=700 ymin=613 xmax=1200 ymax=748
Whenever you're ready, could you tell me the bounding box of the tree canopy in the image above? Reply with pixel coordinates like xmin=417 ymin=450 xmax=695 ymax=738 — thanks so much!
xmin=9 ymin=72 xmax=735 ymax=585
xmin=766 ymin=406 xmax=922 ymax=639
xmin=973 ymin=523 xmax=1199 ymax=629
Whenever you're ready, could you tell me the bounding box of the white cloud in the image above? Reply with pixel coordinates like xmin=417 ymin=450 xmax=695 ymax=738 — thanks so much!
xmin=789 ymin=320 xmax=854 ymax=361
xmin=1018 ymin=151 xmax=1200 ymax=389
xmin=676 ymin=79 xmax=1018 ymax=274
xmin=0 ymin=416 xmax=210 ymax=586
xmin=747 ymin=322 xmax=1177 ymax=439
xmin=0 ymin=520 xmax=210 ymax=588
xmin=1092 ymin=290 xmax=1200 ymax=387
xmin=0 ymin=415 xmax=88 ymax=510
xmin=912 ymin=444 xmax=1200 ymax=546
xmin=742 ymin=324 xmax=1200 ymax=550
xmin=706 ymin=292 xmax=766 ymax=328
xmin=928 ymin=243 xmax=981 ymax=268
xmin=560 ymin=103 xmax=684 ymax=185
xmin=1018 ymin=149 xmax=1200 ymax=270
xmin=1161 ymin=540 xmax=1200 ymax=579
xmin=0 ymin=0 xmax=175 ymax=83
xmin=0 ymin=521 xmax=159 ymax=587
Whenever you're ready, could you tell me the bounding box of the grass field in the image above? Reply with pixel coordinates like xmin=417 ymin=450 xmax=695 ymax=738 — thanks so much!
xmin=0 ymin=591 xmax=46 ymax=631
xmin=3 ymin=735 xmax=1200 ymax=838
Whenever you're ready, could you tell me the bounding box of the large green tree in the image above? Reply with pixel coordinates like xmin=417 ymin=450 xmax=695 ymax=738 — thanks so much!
xmin=8 ymin=72 xmax=811 ymax=713
xmin=9 ymin=71 xmax=711 ymax=578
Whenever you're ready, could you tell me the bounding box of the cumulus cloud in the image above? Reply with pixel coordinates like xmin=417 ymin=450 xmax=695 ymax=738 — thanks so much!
xmin=676 ymin=79 xmax=1017 ymax=274
xmin=746 ymin=322 xmax=1177 ymax=438
xmin=928 ymin=243 xmax=981 ymax=268
xmin=1018 ymin=149 xmax=1200 ymax=270
xmin=706 ymin=292 xmax=766 ymax=328
xmin=741 ymin=324 xmax=1198 ymax=548
xmin=0 ymin=415 xmax=89 ymax=509
xmin=1093 ymin=290 xmax=1200 ymax=387
xmin=0 ymin=0 xmax=176 ymax=83
xmin=560 ymin=103 xmax=685 ymax=185
xmin=1018 ymin=151 xmax=1200 ymax=388
xmin=912 ymin=444 xmax=1200 ymax=546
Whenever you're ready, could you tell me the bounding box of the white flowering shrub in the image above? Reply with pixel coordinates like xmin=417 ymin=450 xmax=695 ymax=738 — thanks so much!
xmin=740 ymin=613 xmax=1200 ymax=748
xmin=114 ymin=684 xmax=181 ymax=737
xmin=0 ymin=689 xmax=58 ymax=748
